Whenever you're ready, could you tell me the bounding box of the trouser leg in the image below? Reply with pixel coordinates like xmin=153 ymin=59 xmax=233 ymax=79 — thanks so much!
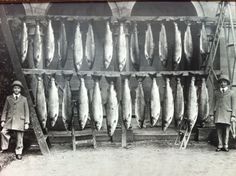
xmin=1 ymin=128 xmax=11 ymax=150
xmin=15 ymin=131 xmax=24 ymax=155
xmin=223 ymin=125 xmax=230 ymax=149
xmin=216 ymin=124 xmax=223 ymax=148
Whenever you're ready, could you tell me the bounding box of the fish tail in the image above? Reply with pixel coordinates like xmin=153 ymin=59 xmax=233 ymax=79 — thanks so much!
xmin=121 ymin=74 xmax=131 ymax=80
xmin=148 ymin=73 xmax=157 ymax=80
xmin=62 ymin=73 xmax=73 ymax=81
xmin=105 ymin=76 xmax=117 ymax=84
xmin=135 ymin=75 xmax=146 ymax=82
xmin=76 ymin=73 xmax=87 ymax=80
xmin=91 ymin=74 xmax=102 ymax=81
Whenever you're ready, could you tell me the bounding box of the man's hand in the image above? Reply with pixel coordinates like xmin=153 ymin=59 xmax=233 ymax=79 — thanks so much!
xmin=231 ymin=116 xmax=236 ymax=122
xmin=24 ymin=124 xmax=29 ymax=130
xmin=1 ymin=121 xmax=5 ymax=127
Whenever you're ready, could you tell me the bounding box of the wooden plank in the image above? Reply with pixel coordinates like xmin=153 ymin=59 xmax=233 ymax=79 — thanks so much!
xmin=0 ymin=5 xmax=50 ymax=155
xmin=22 ymin=69 xmax=222 ymax=77
xmin=5 ymin=15 xmax=236 ymax=25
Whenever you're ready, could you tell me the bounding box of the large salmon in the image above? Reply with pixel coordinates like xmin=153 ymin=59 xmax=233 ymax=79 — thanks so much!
xmin=149 ymin=73 xmax=161 ymax=126
xmin=162 ymin=77 xmax=174 ymax=131
xmin=200 ymin=23 xmax=208 ymax=55
xmin=117 ymin=23 xmax=127 ymax=71
xmin=173 ymin=22 xmax=182 ymax=67
xmin=48 ymin=75 xmax=59 ymax=127
xmin=61 ymin=74 xmax=73 ymax=130
xmin=85 ymin=23 xmax=95 ymax=69
xmin=36 ymin=75 xmax=47 ymax=129
xmin=159 ymin=23 xmax=168 ymax=67
xmin=174 ymin=76 xmax=184 ymax=127
xmin=121 ymin=74 xmax=132 ymax=129
xmin=184 ymin=24 xmax=193 ymax=65
xmin=45 ymin=19 xmax=55 ymax=67
xmin=104 ymin=21 xmax=113 ymax=69
xmin=33 ymin=22 xmax=42 ymax=68
xmin=20 ymin=21 xmax=28 ymax=64
xmin=130 ymin=22 xmax=140 ymax=71
xmin=134 ymin=76 xmax=146 ymax=128
xmin=91 ymin=75 xmax=103 ymax=130
xmin=186 ymin=76 xmax=198 ymax=131
xmin=77 ymin=74 xmax=89 ymax=130
xmin=105 ymin=77 xmax=119 ymax=136
xmin=58 ymin=21 xmax=68 ymax=68
xmin=198 ymin=77 xmax=209 ymax=126
xmin=144 ymin=23 xmax=155 ymax=66
xmin=73 ymin=22 xmax=83 ymax=71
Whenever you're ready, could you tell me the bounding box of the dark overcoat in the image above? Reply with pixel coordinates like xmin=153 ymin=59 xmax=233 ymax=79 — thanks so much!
xmin=1 ymin=95 xmax=30 ymax=131
xmin=210 ymin=89 xmax=236 ymax=125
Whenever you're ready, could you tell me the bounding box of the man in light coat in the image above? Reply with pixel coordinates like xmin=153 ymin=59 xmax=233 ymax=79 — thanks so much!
xmin=0 ymin=80 xmax=30 ymax=160
xmin=210 ymin=75 xmax=236 ymax=152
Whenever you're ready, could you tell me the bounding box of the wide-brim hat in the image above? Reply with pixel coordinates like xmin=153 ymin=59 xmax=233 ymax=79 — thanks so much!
xmin=12 ymin=80 xmax=23 ymax=88
xmin=218 ymin=74 xmax=231 ymax=85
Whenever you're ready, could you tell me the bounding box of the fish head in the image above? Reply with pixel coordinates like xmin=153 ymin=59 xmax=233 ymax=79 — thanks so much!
xmin=150 ymin=117 xmax=158 ymax=127
xmin=51 ymin=120 xmax=56 ymax=127
xmin=104 ymin=61 xmax=110 ymax=69
xmin=176 ymin=77 xmax=181 ymax=83
xmin=123 ymin=119 xmax=131 ymax=129
xmin=95 ymin=121 xmax=102 ymax=131
xmin=41 ymin=119 xmax=47 ymax=129
xmin=79 ymin=120 xmax=86 ymax=129
xmin=138 ymin=120 xmax=144 ymax=128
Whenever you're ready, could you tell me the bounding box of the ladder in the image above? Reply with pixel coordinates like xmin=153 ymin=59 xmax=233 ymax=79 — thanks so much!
xmin=176 ymin=1 xmax=236 ymax=148
xmin=0 ymin=5 xmax=50 ymax=155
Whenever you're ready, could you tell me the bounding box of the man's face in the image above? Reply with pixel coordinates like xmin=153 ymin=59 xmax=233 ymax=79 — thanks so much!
xmin=220 ymin=80 xmax=228 ymax=88
xmin=13 ymin=86 xmax=21 ymax=95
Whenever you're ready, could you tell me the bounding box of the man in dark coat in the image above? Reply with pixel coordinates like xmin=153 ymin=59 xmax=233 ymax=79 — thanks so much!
xmin=0 ymin=80 xmax=30 ymax=160
xmin=210 ymin=75 xmax=236 ymax=152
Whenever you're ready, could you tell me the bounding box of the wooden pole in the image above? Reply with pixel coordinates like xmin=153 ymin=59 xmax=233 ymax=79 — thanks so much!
xmin=0 ymin=5 xmax=50 ymax=155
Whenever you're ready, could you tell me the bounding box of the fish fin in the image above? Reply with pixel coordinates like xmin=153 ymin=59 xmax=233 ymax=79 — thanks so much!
xmin=77 ymin=73 xmax=87 ymax=80
xmin=105 ymin=76 xmax=117 ymax=84
xmin=121 ymin=74 xmax=131 ymax=80
xmin=135 ymin=75 xmax=146 ymax=82
xmin=161 ymin=74 xmax=173 ymax=79
xmin=91 ymin=74 xmax=102 ymax=81
xmin=148 ymin=73 xmax=157 ymax=80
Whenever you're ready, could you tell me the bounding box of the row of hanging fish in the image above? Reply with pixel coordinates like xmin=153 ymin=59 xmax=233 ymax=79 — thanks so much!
xmin=20 ymin=21 xmax=209 ymax=70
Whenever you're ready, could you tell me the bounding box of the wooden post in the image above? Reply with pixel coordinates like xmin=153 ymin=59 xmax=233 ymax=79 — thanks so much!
xmin=0 ymin=5 xmax=50 ymax=155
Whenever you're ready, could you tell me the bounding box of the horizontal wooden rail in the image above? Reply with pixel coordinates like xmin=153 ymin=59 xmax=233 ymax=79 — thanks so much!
xmin=22 ymin=68 xmax=222 ymax=77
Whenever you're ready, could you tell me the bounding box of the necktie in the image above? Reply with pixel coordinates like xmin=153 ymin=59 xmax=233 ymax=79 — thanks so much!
xmin=15 ymin=96 xmax=18 ymax=100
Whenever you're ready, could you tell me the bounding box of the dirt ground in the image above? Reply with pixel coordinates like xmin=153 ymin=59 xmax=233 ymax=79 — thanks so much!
xmin=1 ymin=142 xmax=236 ymax=176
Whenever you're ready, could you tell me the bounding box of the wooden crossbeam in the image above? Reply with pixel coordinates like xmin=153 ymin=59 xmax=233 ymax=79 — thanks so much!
xmin=22 ymin=69 xmax=222 ymax=77
xmin=0 ymin=5 xmax=50 ymax=155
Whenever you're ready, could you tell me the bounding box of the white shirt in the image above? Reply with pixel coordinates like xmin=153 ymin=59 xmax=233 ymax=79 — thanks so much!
xmin=220 ymin=87 xmax=228 ymax=93
xmin=13 ymin=93 xmax=21 ymax=100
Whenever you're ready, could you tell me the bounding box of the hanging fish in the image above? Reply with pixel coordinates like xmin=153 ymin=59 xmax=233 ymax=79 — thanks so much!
xmin=85 ymin=23 xmax=95 ymax=69
xmin=33 ymin=22 xmax=43 ymax=68
xmin=91 ymin=75 xmax=103 ymax=130
xmin=118 ymin=23 xmax=127 ymax=71
xmin=121 ymin=74 xmax=132 ymax=129
xmin=159 ymin=23 xmax=168 ymax=67
xmin=58 ymin=21 xmax=68 ymax=68
xmin=45 ymin=19 xmax=55 ymax=67
xmin=130 ymin=22 xmax=140 ymax=71
xmin=186 ymin=76 xmax=198 ymax=131
xmin=173 ymin=22 xmax=182 ymax=67
xmin=20 ymin=21 xmax=28 ymax=64
xmin=144 ymin=23 xmax=155 ymax=66
xmin=48 ymin=75 xmax=59 ymax=127
xmin=174 ymin=76 xmax=184 ymax=127
xmin=198 ymin=77 xmax=209 ymax=126
xmin=105 ymin=77 xmax=119 ymax=136
xmin=74 ymin=22 xmax=83 ymax=71
xmin=231 ymin=121 xmax=236 ymax=139
xmin=104 ymin=21 xmax=113 ymax=69
xmin=162 ymin=76 xmax=174 ymax=131
xmin=134 ymin=76 xmax=146 ymax=128
xmin=61 ymin=74 xmax=73 ymax=130
xmin=77 ymin=74 xmax=89 ymax=130
xmin=184 ymin=23 xmax=193 ymax=65
xmin=149 ymin=73 xmax=161 ymax=126
xmin=200 ymin=23 xmax=209 ymax=55
xmin=35 ymin=75 xmax=47 ymax=129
